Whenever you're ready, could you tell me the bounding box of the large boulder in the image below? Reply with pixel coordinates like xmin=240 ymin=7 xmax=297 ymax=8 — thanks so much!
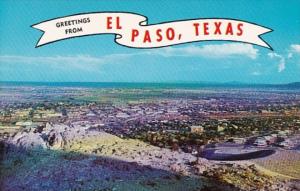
xmin=8 ymin=131 xmax=48 ymax=150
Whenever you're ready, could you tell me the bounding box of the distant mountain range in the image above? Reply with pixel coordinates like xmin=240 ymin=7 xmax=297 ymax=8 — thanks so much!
xmin=277 ymin=82 xmax=300 ymax=88
xmin=0 ymin=81 xmax=300 ymax=89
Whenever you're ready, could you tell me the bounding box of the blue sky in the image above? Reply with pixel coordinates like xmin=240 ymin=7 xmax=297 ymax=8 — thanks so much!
xmin=0 ymin=0 xmax=300 ymax=83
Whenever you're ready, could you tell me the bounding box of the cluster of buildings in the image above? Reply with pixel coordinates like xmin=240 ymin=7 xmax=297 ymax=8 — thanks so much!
xmin=252 ymin=130 xmax=295 ymax=148
xmin=1 ymin=87 xmax=300 ymax=150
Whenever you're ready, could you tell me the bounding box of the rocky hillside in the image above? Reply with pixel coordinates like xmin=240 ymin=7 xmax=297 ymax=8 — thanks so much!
xmin=0 ymin=124 xmax=296 ymax=191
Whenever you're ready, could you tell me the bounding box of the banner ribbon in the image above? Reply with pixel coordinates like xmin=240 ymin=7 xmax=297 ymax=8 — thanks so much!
xmin=32 ymin=12 xmax=273 ymax=49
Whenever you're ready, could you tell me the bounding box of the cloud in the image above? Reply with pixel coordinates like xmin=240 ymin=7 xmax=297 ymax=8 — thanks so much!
xmin=0 ymin=54 xmax=140 ymax=71
xmin=0 ymin=54 xmax=135 ymax=65
xmin=290 ymin=44 xmax=300 ymax=53
xmin=0 ymin=55 xmax=102 ymax=64
xmin=268 ymin=53 xmax=286 ymax=72
xmin=0 ymin=43 xmax=259 ymax=66
xmin=288 ymin=44 xmax=300 ymax=58
xmin=0 ymin=55 xmax=103 ymax=71
xmin=148 ymin=43 xmax=259 ymax=59
xmin=0 ymin=43 xmax=259 ymax=72
xmin=251 ymin=71 xmax=261 ymax=76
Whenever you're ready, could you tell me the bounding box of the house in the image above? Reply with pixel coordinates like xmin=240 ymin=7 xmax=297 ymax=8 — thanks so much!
xmin=227 ymin=137 xmax=246 ymax=144
xmin=277 ymin=140 xmax=293 ymax=148
xmin=263 ymin=135 xmax=276 ymax=144
xmin=190 ymin=125 xmax=205 ymax=134
xmin=217 ymin=125 xmax=225 ymax=132
xmin=16 ymin=121 xmax=32 ymax=127
xmin=254 ymin=137 xmax=267 ymax=147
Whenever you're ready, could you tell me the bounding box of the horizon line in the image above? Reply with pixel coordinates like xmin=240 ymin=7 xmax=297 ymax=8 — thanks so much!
xmin=1 ymin=80 xmax=300 ymax=86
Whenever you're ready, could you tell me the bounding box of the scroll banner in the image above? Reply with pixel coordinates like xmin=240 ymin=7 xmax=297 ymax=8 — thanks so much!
xmin=32 ymin=12 xmax=273 ymax=49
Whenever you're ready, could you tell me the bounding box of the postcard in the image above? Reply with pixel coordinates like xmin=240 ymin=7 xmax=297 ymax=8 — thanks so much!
xmin=0 ymin=1 xmax=299 ymax=191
